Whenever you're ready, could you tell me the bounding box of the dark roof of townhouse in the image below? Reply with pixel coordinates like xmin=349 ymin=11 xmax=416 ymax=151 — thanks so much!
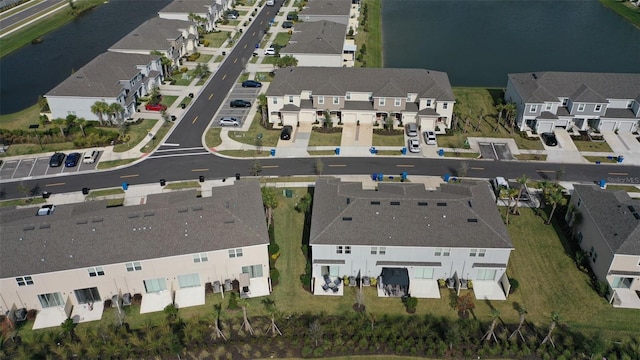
xmin=267 ymin=67 xmax=455 ymax=101
xmin=309 ymin=178 xmax=513 ymax=249
xmin=507 ymin=72 xmax=640 ymax=103
xmin=281 ymin=21 xmax=346 ymax=55
xmin=160 ymin=0 xmax=212 ymax=14
xmin=299 ymin=0 xmax=351 ymax=16
xmin=110 ymin=17 xmax=194 ymax=51
xmin=0 ymin=180 xmax=269 ymax=278
xmin=573 ymin=185 xmax=640 ymax=256
xmin=46 ymin=52 xmax=159 ymax=98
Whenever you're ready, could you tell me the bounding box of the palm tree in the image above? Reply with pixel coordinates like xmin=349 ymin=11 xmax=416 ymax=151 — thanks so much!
xmin=74 ymin=117 xmax=88 ymax=137
xmin=261 ymin=186 xmax=278 ymax=227
xmin=482 ymin=309 xmax=500 ymax=342
xmin=504 ymin=102 xmax=517 ymax=133
xmin=512 ymin=174 xmax=529 ymax=215
xmin=108 ymin=102 xmax=125 ymax=126
xmin=500 ymin=187 xmax=519 ymax=224
xmin=509 ymin=305 xmax=528 ymax=341
xmin=52 ymin=118 xmax=66 ymax=137
xmin=495 ymin=102 xmax=506 ymax=131
xmin=541 ymin=311 xmax=561 ymax=347
xmin=541 ymin=182 xmax=567 ymax=225
xmin=240 ymin=305 xmax=254 ymax=335
xmin=90 ymin=101 xmax=109 ymax=125
xmin=262 ymin=298 xmax=282 ymax=336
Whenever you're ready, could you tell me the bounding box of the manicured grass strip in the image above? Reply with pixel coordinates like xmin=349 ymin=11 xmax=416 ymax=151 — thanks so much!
xmin=308 ymin=130 xmax=342 ymax=146
xmin=584 ymin=156 xmax=619 ymax=164
xmin=229 ymin=113 xmax=280 ymax=147
xmin=113 ymin=119 xmax=157 ymax=152
xmin=0 ymin=0 xmax=105 ymax=58
xmin=606 ymin=185 xmax=640 ymax=192
xmin=164 ymin=181 xmax=201 ymax=190
xmin=573 ymin=139 xmax=613 ymax=152
xmin=217 ymin=149 xmax=271 ymax=157
xmin=374 ymin=150 xmax=402 ymax=156
xmin=0 ymin=198 xmax=46 ymax=207
xmin=514 ymin=153 xmax=547 ymax=161
xmin=0 ymin=142 xmax=75 ymax=157
xmin=599 ymin=0 xmax=640 ymax=29
xmin=140 ymin=122 xmax=173 ymax=153
xmin=443 ymin=152 xmax=480 ymax=158
xmin=96 ymin=158 xmax=136 ymax=169
xmin=308 ymin=150 xmax=337 ymax=156
xmin=272 ymin=32 xmax=292 ymax=47
xmin=205 ymin=128 xmax=222 ymax=148
xmin=0 ymin=103 xmax=40 ymax=130
xmin=372 ymin=133 xmax=404 ymax=146
xmin=86 ymin=188 xmax=124 ymax=198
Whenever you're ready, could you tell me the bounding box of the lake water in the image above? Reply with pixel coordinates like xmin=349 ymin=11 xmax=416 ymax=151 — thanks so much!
xmin=0 ymin=0 xmax=171 ymax=115
xmin=382 ymin=0 xmax=640 ymax=87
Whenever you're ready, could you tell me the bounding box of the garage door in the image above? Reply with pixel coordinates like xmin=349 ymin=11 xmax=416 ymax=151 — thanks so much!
xmin=299 ymin=111 xmax=314 ymax=124
xmin=342 ymin=113 xmax=357 ymax=124
xmin=536 ymin=121 xmax=554 ymax=134
xmin=554 ymin=119 xmax=569 ymax=128
xmin=599 ymin=121 xmax=615 ymax=132
xmin=420 ymin=118 xmax=435 ymax=131
xmin=617 ymin=122 xmax=635 ymax=133
xmin=282 ymin=113 xmax=298 ymax=126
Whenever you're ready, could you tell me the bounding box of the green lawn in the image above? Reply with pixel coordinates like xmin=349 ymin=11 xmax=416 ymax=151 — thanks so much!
xmin=372 ymin=132 xmax=404 ymax=146
xmin=308 ymin=129 xmax=342 ymax=146
xmin=195 ymin=54 xmax=213 ymax=62
xmin=443 ymin=151 xmax=480 ymax=158
xmin=599 ymin=0 xmax=640 ymax=28
xmin=272 ymin=32 xmax=292 ymax=47
xmin=573 ymin=139 xmax=613 ymax=152
xmin=86 ymin=188 xmax=124 ymax=198
xmin=229 ymin=113 xmax=280 ymax=147
xmin=164 ymin=181 xmax=201 ymax=190
xmin=514 ymin=153 xmax=547 ymax=161
xmin=140 ymin=122 xmax=173 ymax=153
xmin=217 ymin=149 xmax=271 ymax=157
xmin=584 ymin=155 xmax=619 ymax=164
xmin=606 ymin=184 xmax=640 ymax=192
xmin=205 ymin=128 xmax=222 ymax=148
xmin=0 ymin=104 xmax=41 ymax=130
xmin=0 ymin=142 xmax=76 ymax=157
xmin=202 ymin=31 xmax=230 ymax=47
xmin=112 ymin=119 xmax=157 ymax=152
xmin=0 ymin=197 xmax=46 ymax=207
xmin=160 ymin=95 xmax=178 ymax=107
xmin=96 ymin=158 xmax=136 ymax=169
xmin=355 ymin=0 xmax=382 ymax=68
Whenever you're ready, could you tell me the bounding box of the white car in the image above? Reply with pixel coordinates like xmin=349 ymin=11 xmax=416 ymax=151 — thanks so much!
xmin=82 ymin=150 xmax=99 ymax=164
xmin=264 ymin=47 xmax=276 ymax=56
xmin=423 ymin=131 xmax=437 ymax=145
xmin=408 ymin=139 xmax=420 ymax=153
xmin=218 ymin=117 xmax=240 ymax=127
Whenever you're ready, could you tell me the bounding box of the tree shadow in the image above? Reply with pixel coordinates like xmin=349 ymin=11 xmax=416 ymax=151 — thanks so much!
xmin=486 ymin=88 xmax=505 ymax=105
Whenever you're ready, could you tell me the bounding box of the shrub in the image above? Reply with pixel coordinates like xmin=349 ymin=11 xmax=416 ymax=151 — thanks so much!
xmin=594 ymin=280 xmax=610 ymax=298
xmin=509 ymin=278 xmax=519 ymax=294
xmin=403 ymin=296 xmax=418 ymax=313
xmin=228 ymin=292 xmax=239 ymax=310
xmin=270 ymin=268 xmax=280 ymax=283
xmin=268 ymin=242 xmax=280 ymax=255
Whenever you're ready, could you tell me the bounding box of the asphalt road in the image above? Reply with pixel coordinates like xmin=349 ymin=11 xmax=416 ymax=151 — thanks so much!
xmin=0 ymin=0 xmax=66 ymax=33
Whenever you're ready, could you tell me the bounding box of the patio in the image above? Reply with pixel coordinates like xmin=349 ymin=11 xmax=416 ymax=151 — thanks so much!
xmin=70 ymin=301 xmax=104 ymax=324
xmin=472 ymin=281 xmax=507 ymax=300
xmin=312 ymin=276 xmax=344 ymax=296
xmin=610 ymin=288 xmax=640 ymax=309
xmin=174 ymin=286 xmax=205 ymax=309
xmin=409 ymin=279 xmax=441 ymax=299
xmin=139 ymin=291 xmax=173 ymax=314
xmin=32 ymin=306 xmax=69 ymax=330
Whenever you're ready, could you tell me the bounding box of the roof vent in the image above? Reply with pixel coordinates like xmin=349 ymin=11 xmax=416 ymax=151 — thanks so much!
xmin=24 ymin=225 xmax=35 ymax=231
xmin=342 ymin=217 xmax=352 ymax=221
xmin=346 ymin=198 xmax=350 ymax=204
xmin=633 ymin=213 xmax=640 ymax=220
xmin=628 ymin=205 xmax=636 ymax=213
xmin=437 ymin=202 xmax=447 ymax=207
xmin=92 ymin=218 xmax=103 ymax=223
xmin=128 ymin=214 xmax=139 ymax=219
xmin=468 ymin=201 xmax=473 ymax=208
xmin=39 ymin=224 xmax=51 ymax=229
xmin=390 ymin=201 xmax=400 ymax=206
xmin=467 ymin=218 xmax=478 ymax=223
xmin=144 ymin=212 xmax=155 ymax=217
xmin=418 ymin=202 xmax=428 ymax=206
xmin=192 ymin=206 xmax=203 ymax=211
xmin=371 ymin=201 xmax=380 ymax=205
xmin=76 ymin=220 xmax=88 ymax=225
xmin=178 ymin=208 xmax=188 ymax=213
xmin=532 ymin=73 xmax=538 ymax=79
xmin=223 ymin=219 xmax=235 ymax=224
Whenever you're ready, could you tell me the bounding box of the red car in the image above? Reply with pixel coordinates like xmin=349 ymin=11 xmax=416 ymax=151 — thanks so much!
xmin=145 ymin=103 xmax=167 ymax=111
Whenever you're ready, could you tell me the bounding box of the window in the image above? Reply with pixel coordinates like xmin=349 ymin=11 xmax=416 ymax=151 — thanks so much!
xmin=478 ymin=249 xmax=486 ymax=257
xmin=318 ymin=96 xmax=324 ymax=104
xmin=529 ymin=104 xmax=537 ymax=112
xmin=394 ymin=98 xmax=401 ymax=106
xmin=38 ymin=292 xmax=64 ymax=308
xmin=426 ymin=99 xmax=432 ymax=107
xmin=435 ymin=248 xmax=442 ymax=256
xmin=545 ymin=103 xmax=552 ymax=111
xmin=88 ymin=267 xmax=105 ymax=277
xmin=476 ymin=269 xmax=496 ymax=280
xmin=125 ymin=262 xmax=142 ymax=272
xmin=272 ymin=98 xmax=278 ymax=104
xmin=562 ymin=98 xmax=568 ymax=106
xmin=333 ymin=96 xmax=339 ymax=104
xmin=442 ymin=102 xmax=448 ymax=109
xmin=74 ymin=287 xmax=100 ymax=304
xmin=228 ymin=248 xmax=243 ymax=258
xmin=577 ymin=103 xmax=585 ymax=112
xmin=345 ymin=246 xmax=351 ymax=254
xmin=577 ymin=198 xmax=582 ymax=208
xmin=242 ymin=265 xmax=264 ymax=278
xmin=144 ymin=278 xmax=167 ymax=293
xmin=178 ymin=273 xmax=200 ymax=288
xmin=16 ymin=276 xmax=34 ymax=286
xmin=336 ymin=246 xmax=343 ymax=254
xmin=415 ymin=267 xmax=434 ymax=279
xmin=469 ymin=249 xmax=477 ymax=257
xmin=612 ymin=277 xmax=632 ymax=289
xmin=443 ymin=248 xmax=450 ymax=256
xmin=288 ymin=95 xmax=294 ymax=103
xmin=193 ymin=253 xmax=208 ymax=263
xmin=594 ymin=104 xmax=602 ymax=112
xmin=371 ymin=247 xmax=377 ymax=255
xmin=379 ymin=98 xmax=385 ymax=106
xmin=346 ymin=92 xmax=351 ymax=100
xmin=379 ymin=247 xmax=386 ymax=255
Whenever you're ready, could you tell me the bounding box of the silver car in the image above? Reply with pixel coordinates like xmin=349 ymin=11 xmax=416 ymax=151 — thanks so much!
xmin=423 ymin=131 xmax=437 ymax=145
xmin=218 ymin=117 xmax=240 ymax=127
xmin=405 ymin=123 xmax=418 ymax=137
xmin=408 ymin=139 xmax=420 ymax=153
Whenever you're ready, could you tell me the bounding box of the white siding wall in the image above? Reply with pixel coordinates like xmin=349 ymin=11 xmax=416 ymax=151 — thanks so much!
xmin=282 ymin=53 xmax=342 ymax=67
xmin=47 ymin=96 xmax=118 ymax=121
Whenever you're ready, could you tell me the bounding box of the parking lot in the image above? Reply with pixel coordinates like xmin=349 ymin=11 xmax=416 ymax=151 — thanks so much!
xmin=211 ymin=86 xmax=261 ymax=128
xmin=0 ymin=153 xmax=101 ymax=181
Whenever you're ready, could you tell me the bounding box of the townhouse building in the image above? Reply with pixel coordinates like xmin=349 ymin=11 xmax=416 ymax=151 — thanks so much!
xmin=505 ymin=72 xmax=640 ymax=134
xmin=280 ymin=20 xmax=349 ymax=67
xmin=158 ymin=0 xmax=233 ymax=32
xmin=45 ymin=52 xmax=164 ymax=121
xmin=265 ymin=67 xmax=455 ymax=130
xmin=0 ymin=181 xmax=271 ymax=329
xmin=309 ymin=178 xmax=514 ymax=300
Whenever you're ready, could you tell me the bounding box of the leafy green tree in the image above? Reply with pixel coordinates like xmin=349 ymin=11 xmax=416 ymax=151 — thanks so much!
xmin=250 ymin=159 xmax=262 ymax=176
xmin=295 ymin=192 xmax=312 ymax=214
xmin=314 ymin=158 xmax=324 ymax=175
xmin=194 ymin=63 xmax=210 ymax=78
xmin=262 ymin=186 xmax=278 ymax=227
xmin=149 ymin=86 xmax=161 ymax=104
xmin=275 ymin=55 xmax=298 ymax=68
xmin=37 ymin=95 xmax=50 ymax=112
xmin=60 ymin=317 xmax=77 ymax=338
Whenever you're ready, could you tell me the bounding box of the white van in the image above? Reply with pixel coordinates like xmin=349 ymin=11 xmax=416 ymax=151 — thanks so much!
xmin=83 ymin=150 xmax=99 ymax=164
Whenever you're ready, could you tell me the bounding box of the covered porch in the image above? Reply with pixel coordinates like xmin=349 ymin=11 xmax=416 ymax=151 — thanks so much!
xmin=610 ymin=288 xmax=640 ymax=309
xmin=377 ymin=267 xmax=409 ymax=298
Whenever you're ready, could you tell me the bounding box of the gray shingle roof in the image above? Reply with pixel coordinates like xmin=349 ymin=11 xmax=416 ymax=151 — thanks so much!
xmin=160 ymin=0 xmax=212 ymax=14
xmin=573 ymin=185 xmax=640 ymax=256
xmin=300 ymin=0 xmax=351 ymax=16
xmin=267 ymin=67 xmax=455 ymax=101
xmin=46 ymin=52 xmax=158 ymax=97
xmin=110 ymin=18 xmax=194 ymax=51
xmin=0 ymin=180 xmax=269 ymax=278
xmin=508 ymin=72 xmax=640 ymax=104
xmin=281 ymin=21 xmax=346 ymax=55
xmin=604 ymin=108 xmax=636 ymax=118
xmin=309 ymin=178 xmax=513 ymax=249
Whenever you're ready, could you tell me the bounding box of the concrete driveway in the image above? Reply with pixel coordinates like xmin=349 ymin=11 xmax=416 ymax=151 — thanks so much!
xmin=544 ymin=129 xmax=587 ymax=163
xmin=602 ymin=131 xmax=640 ymax=165
xmin=338 ymin=123 xmax=373 ymax=156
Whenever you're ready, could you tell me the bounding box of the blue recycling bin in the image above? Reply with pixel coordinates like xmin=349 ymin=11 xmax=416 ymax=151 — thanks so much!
xmin=122 ymin=182 xmax=129 ymax=190
xmin=270 ymin=149 xmax=276 ymax=156
xmin=595 ymin=161 xmax=601 ymax=165
xmin=377 ymin=173 xmax=383 ymax=181
xmin=617 ymin=155 xmax=624 ymax=163
xmin=335 ymin=147 xmax=340 ymax=155
xmin=443 ymin=174 xmax=450 ymax=182
xmin=372 ymin=173 xmax=378 ymax=181
xmin=599 ymin=179 xmax=607 ymax=189
xmin=401 ymin=172 xmax=408 ymax=181
xmin=401 ymin=147 xmax=407 ymax=155
xmin=370 ymin=147 xmax=377 ymax=154
xmin=438 ymin=149 xmax=445 ymax=157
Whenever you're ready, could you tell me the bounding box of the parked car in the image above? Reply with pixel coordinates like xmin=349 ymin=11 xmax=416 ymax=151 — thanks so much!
xmin=83 ymin=150 xmax=99 ymax=164
xmin=286 ymin=12 xmax=298 ymax=21
xmin=408 ymin=139 xmax=420 ymax=153
xmin=65 ymin=152 xmax=81 ymax=167
xmin=242 ymin=80 xmax=262 ymax=88
xmin=36 ymin=204 xmax=55 ymax=216
xmin=266 ymin=0 xmax=274 ymax=5
xmin=541 ymin=132 xmax=558 ymax=146
xmin=49 ymin=152 xmax=65 ymax=167
xmin=491 ymin=177 xmax=510 ymax=199
xmin=227 ymin=10 xmax=239 ymax=19
xmin=423 ymin=131 xmax=437 ymax=145
xmin=230 ymin=99 xmax=252 ymax=108
xmin=405 ymin=123 xmax=418 ymax=137
xmin=145 ymin=103 xmax=167 ymax=111
xmin=218 ymin=117 xmax=240 ymax=127
xmin=282 ymin=21 xmax=293 ymax=29
xmin=264 ymin=47 xmax=276 ymax=56
xmin=280 ymin=125 xmax=293 ymax=140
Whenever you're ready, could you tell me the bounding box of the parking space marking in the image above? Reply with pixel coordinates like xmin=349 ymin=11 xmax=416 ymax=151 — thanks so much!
xmin=120 ymin=174 xmax=139 ymax=179
xmin=192 ymin=116 xmax=198 ymax=124
xmin=192 ymin=168 xmax=209 ymax=172
xmin=252 ymin=31 xmax=256 ymax=36
xmin=244 ymin=44 xmax=247 ymax=49
xmin=209 ymin=93 xmax=214 ymax=100
xmin=45 ymin=182 xmax=65 ymax=187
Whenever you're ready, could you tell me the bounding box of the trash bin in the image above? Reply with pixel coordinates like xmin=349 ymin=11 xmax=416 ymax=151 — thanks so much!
xmin=617 ymin=155 xmax=624 ymax=163
xmin=82 ymin=187 xmax=90 ymax=195
xmin=438 ymin=149 xmax=445 ymax=157
xmin=181 ymin=103 xmax=186 ymax=109
xmin=372 ymin=173 xmax=378 ymax=181
xmin=188 ymin=93 xmax=194 ymax=98
xmin=599 ymin=179 xmax=607 ymax=189
xmin=42 ymin=191 xmax=51 ymax=199
xmin=401 ymin=147 xmax=407 ymax=155
xmin=370 ymin=147 xmax=376 ymax=154
xmin=122 ymin=182 xmax=129 ymax=190
xmin=401 ymin=172 xmax=408 ymax=181
xmin=270 ymin=149 xmax=276 ymax=156
xmin=444 ymin=174 xmax=450 ymax=182
xmin=335 ymin=147 xmax=340 ymax=155
xmin=159 ymin=179 xmax=166 ymax=186
xmin=235 ymin=173 xmax=241 ymax=180
xmin=377 ymin=173 xmax=383 ymax=181
xmin=199 ymin=175 xmax=205 ymax=183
